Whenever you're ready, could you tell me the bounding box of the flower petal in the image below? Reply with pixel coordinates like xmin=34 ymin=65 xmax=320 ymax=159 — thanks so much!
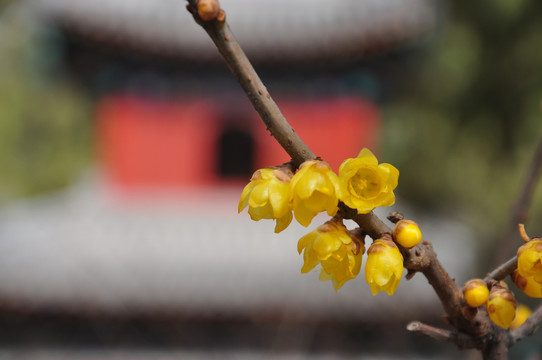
xmin=238 ymin=183 xmax=254 ymax=213
xmin=248 ymin=184 xmax=269 ymax=208
xmin=293 ymin=200 xmax=316 ymax=227
xmin=356 ymin=148 xmax=379 ymax=165
xmin=274 ymin=211 xmax=292 ymax=233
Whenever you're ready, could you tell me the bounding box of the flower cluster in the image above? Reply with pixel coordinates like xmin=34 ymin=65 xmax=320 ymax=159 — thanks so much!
xmin=239 ymin=149 xmax=399 ymax=232
xmin=239 ymin=148 xmax=403 ymax=293
xmin=462 ymin=279 xmax=519 ymax=329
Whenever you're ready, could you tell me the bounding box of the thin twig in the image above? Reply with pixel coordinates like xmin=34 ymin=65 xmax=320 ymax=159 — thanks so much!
xmin=407 ymin=321 xmax=477 ymax=349
xmin=498 ymin=129 xmax=542 ymax=262
xmin=186 ymin=0 xmax=314 ymax=168
xmin=483 ymin=256 xmax=518 ymax=283
xmin=510 ymin=303 xmax=542 ymax=344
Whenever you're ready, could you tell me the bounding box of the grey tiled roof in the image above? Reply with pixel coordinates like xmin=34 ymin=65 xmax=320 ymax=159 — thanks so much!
xmin=30 ymin=0 xmax=441 ymax=63
xmin=0 ymin=173 xmax=475 ymax=320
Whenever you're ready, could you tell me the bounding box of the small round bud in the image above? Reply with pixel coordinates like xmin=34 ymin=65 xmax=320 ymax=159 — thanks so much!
xmin=463 ymin=279 xmax=489 ymax=308
xmin=197 ymin=0 xmax=220 ymax=21
xmin=393 ymin=219 xmax=422 ymax=249
xmin=486 ymin=282 xmax=517 ymax=329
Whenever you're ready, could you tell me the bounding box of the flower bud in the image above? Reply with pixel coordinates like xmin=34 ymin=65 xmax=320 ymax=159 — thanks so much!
xmin=517 ymin=239 xmax=542 ymax=285
xmin=511 ymin=269 xmax=542 ymax=298
xmin=509 ymin=304 xmax=532 ymax=331
xmin=486 ymin=282 xmax=517 ymax=329
xmin=365 ymin=238 xmax=404 ymax=296
xmin=463 ymin=279 xmax=489 ymax=308
xmin=197 ymin=0 xmax=220 ymax=21
xmin=393 ymin=219 xmax=422 ymax=249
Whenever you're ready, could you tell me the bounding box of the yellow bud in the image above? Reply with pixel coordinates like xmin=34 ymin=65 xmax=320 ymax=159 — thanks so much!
xmin=486 ymin=282 xmax=517 ymax=329
xmin=365 ymin=239 xmax=404 ymax=296
xmin=393 ymin=219 xmax=422 ymax=249
xmin=463 ymin=279 xmax=489 ymax=308
xmin=509 ymin=304 xmax=532 ymax=330
xmin=511 ymin=269 xmax=542 ymax=298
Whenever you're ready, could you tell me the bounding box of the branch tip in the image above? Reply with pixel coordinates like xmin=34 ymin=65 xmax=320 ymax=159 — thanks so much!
xmin=197 ymin=0 xmax=221 ymax=21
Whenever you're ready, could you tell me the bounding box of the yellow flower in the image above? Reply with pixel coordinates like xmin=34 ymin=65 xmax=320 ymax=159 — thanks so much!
xmin=509 ymin=304 xmax=532 ymax=331
xmin=511 ymin=269 xmax=542 ymax=298
xmin=289 ymin=160 xmax=341 ymax=227
xmin=338 ymin=148 xmax=399 ymax=214
xmin=238 ymin=167 xmax=293 ymax=233
xmin=297 ymin=220 xmax=364 ymax=291
xmin=486 ymin=282 xmax=517 ymax=329
xmin=365 ymin=238 xmax=403 ymax=295
xmin=393 ymin=219 xmax=423 ymax=249
xmin=517 ymin=239 xmax=542 ymax=284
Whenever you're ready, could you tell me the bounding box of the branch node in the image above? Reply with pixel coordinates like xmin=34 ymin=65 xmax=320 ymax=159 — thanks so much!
xmin=405 ymin=269 xmax=418 ymax=280
xmin=387 ymin=211 xmax=404 ymax=224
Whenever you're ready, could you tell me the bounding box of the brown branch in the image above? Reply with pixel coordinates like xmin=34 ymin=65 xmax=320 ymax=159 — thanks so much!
xmin=498 ymin=128 xmax=542 ymax=262
xmin=186 ymin=1 xmax=512 ymax=356
xmin=186 ymin=0 xmax=314 ymax=168
xmin=483 ymin=255 xmax=518 ymax=283
xmin=406 ymin=321 xmax=477 ymax=349
xmin=510 ymin=303 xmax=542 ymax=344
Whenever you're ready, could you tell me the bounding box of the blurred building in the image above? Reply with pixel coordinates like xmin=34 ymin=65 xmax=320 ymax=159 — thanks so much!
xmin=0 ymin=1 xmax=481 ymax=359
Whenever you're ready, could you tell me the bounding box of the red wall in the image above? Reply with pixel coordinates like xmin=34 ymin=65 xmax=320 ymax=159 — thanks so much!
xmin=97 ymin=94 xmax=380 ymax=188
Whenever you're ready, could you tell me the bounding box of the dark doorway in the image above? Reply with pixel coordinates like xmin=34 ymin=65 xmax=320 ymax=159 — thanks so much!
xmin=217 ymin=126 xmax=254 ymax=177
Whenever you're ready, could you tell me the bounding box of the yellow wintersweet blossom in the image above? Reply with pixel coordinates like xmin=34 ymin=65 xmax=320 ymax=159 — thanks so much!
xmin=297 ymin=220 xmax=364 ymax=291
xmin=486 ymin=282 xmax=517 ymax=329
xmin=463 ymin=279 xmax=489 ymax=308
xmin=517 ymin=239 xmax=542 ymax=284
xmin=289 ymin=160 xmax=341 ymax=227
xmin=511 ymin=269 xmax=542 ymax=298
xmin=338 ymin=148 xmax=399 ymax=214
xmin=238 ymin=167 xmax=293 ymax=233
xmin=365 ymin=238 xmax=403 ymax=296
xmin=509 ymin=304 xmax=532 ymax=331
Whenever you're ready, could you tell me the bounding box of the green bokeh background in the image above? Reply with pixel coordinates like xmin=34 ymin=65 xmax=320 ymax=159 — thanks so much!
xmin=382 ymin=0 xmax=542 ymax=262
xmin=0 ymin=0 xmax=92 ymax=202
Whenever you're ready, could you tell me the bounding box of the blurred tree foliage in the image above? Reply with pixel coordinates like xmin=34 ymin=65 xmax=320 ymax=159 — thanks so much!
xmin=0 ymin=4 xmax=92 ymax=202
xmin=382 ymin=0 xmax=542 ymax=259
